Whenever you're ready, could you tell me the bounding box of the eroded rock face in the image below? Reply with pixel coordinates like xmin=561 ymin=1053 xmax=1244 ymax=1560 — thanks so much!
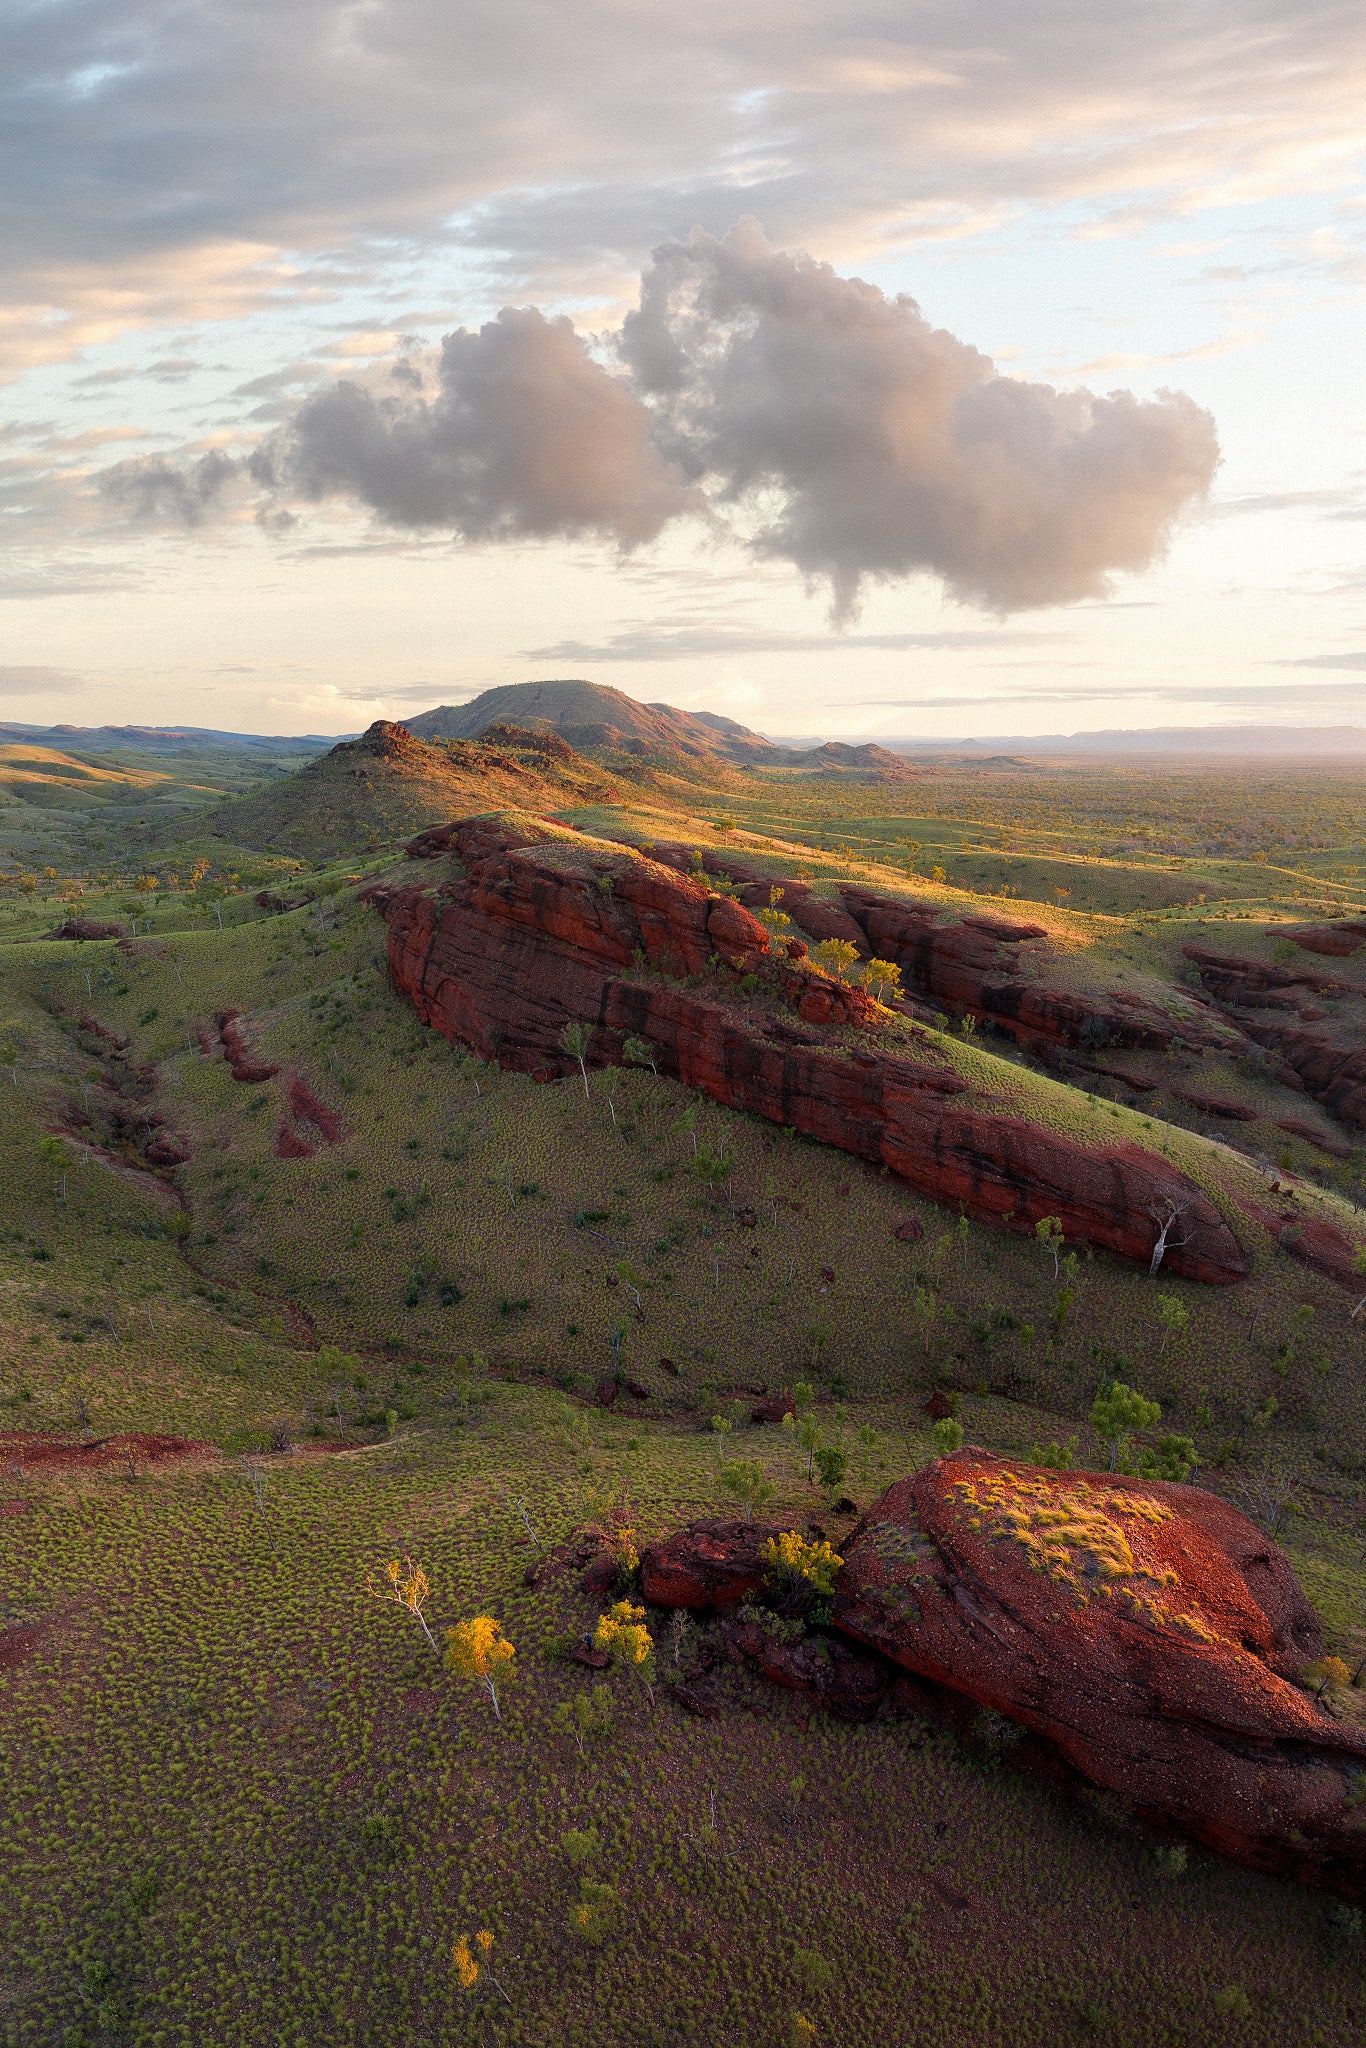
xmin=1181 ymin=940 xmax=1366 ymax=1129
xmin=638 ymin=841 xmax=1219 ymax=1055
xmin=365 ymin=817 xmax=1247 ymax=1280
xmin=833 ymin=1452 xmax=1366 ymax=1899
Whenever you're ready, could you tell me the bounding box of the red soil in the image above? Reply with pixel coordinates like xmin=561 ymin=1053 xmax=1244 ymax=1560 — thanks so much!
xmin=0 ymin=1431 xmax=213 ymax=1470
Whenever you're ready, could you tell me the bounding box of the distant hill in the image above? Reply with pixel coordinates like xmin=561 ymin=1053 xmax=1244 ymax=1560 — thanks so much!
xmin=862 ymin=724 xmax=1366 ymax=763
xmin=406 ymin=678 xmax=779 ymax=765
xmin=0 ymin=721 xmax=340 ymax=758
xmin=209 ymin=720 xmax=616 ymax=857
xmin=0 ymin=743 xmax=174 ymax=805
xmin=404 ymin=680 xmax=923 ymax=781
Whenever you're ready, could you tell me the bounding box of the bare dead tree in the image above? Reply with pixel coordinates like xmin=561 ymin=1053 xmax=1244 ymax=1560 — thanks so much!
xmin=1148 ymin=1198 xmax=1191 ymax=1277
xmin=1247 ymin=1461 xmax=1296 ymax=1540
xmin=240 ymin=1454 xmax=275 ymax=1549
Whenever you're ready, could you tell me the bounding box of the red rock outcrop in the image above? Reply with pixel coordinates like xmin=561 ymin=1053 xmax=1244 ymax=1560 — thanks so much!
xmin=833 ymin=1451 xmax=1366 ymax=1900
xmin=1183 ymin=944 xmax=1366 ymax=1130
xmin=720 ymin=1617 xmax=886 ymax=1721
xmin=217 ymin=1010 xmax=281 ymax=1084
xmin=635 ymin=841 xmax=1218 ymax=1056
xmin=1286 ymin=921 xmax=1366 ymax=958
xmin=640 ymin=1519 xmax=780 ymax=1610
xmin=1243 ymin=1202 xmax=1366 ymax=1294
xmin=366 ymin=817 xmax=1247 ymax=1280
xmin=45 ymin=917 xmax=127 ymax=941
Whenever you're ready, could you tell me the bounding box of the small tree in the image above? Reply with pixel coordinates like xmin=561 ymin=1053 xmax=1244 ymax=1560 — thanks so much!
xmin=1035 ymin=1216 xmax=1065 ymax=1279
xmin=717 ymin=1455 xmax=776 ymax=1522
xmin=569 ymin=1880 xmax=619 ymax=1947
xmin=39 ymin=1134 xmax=68 ymax=1201
xmin=793 ymin=1408 xmax=822 ymax=1483
xmin=931 ymin=1416 xmax=964 ymax=1458
xmin=762 ymin=1530 xmax=843 ymax=1606
xmin=593 ymin=1598 xmax=656 ymax=1707
xmin=553 ymin=1683 xmax=614 ymax=1756
xmin=622 ymin=1034 xmax=657 ymax=1076
xmin=813 ymin=1443 xmax=847 ymax=1498
xmin=913 ymin=1284 xmax=939 ymax=1357
xmin=367 ymin=1556 xmax=439 ymax=1654
xmin=561 ymin=1021 xmax=591 ymax=1099
xmin=1156 ymin=1293 xmax=1189 ymax=1355
xmin=452 ymin=1929 xmax=508 ymax=2003
xmin=861 ymin=958 xmax=902 ymax=1004
xmin=1090 ymin=1381 xmax=1161 ymax=1471
xmin=445 ymin=1616 xmax=515 ymax=1719
xmin=811 ymin=938 xmax=860 ymax=979
xmin=1148 ymin=1198 xmax=1190 ymax=1277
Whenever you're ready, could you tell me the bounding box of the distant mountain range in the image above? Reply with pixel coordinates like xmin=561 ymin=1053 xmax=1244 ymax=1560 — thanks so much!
xmin=807 ymin=723 xmax=1366 ymax=761
xmin=5 ymin=698 xmax=1364 ymax=766
xmin=0 ymin=721 xmax=339 ymax=756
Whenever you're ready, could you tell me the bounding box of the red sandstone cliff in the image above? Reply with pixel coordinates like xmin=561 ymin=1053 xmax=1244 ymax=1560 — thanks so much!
xmin=364 ymin=816 xmax=1246 ymax=1281
xmin=1183 ymin=943 xmax=1366 ymax=1130
xmin=636 ymin=840 xmax=1223 ymax=1056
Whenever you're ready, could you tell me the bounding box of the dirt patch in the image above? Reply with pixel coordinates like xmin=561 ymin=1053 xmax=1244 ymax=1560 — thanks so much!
xmin=0 ymin=1618 xmax=50 ymax=1672
xmin=0 ymin=1431 xmax=214 ymax=1472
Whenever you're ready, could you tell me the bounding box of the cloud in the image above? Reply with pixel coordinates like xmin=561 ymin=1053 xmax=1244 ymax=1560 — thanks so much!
xmin=106 ymin=227 xmax=1218 ymax=616
xmin=854 ymin=675 xmax=1366 ymax=711
xmin=525 ymin=624 xmax=1064 ymax=661
xmin=0 ymin=664 xmax=88 ymax=695
xmin=1274 ymin=651 xmax=1366 ymax=670
xmin=0 ymin=562 xmax=141 ymax=600
xmin=270 ymin=306 xmax=698 ymax=547
xmin=619 ymin=224 xmax=1219 ymax=614
xmin=101 ymin=447 xmax=246 ymax=527
xmin=2 ymin=3 xmax=1365 ymax=374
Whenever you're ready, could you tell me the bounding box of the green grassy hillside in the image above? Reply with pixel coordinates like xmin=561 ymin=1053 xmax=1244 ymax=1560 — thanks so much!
xmin=4 ymin=761 xmax=1366 ymax=2046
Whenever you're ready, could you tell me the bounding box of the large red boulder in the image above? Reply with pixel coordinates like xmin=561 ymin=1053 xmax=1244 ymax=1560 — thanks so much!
xmin=639 ymin=1518 xmax=780 ymax=1610
xmin=363 ymin=818 xmax=1249 ymax=1280
xmin=833 ymin=1451 xmax=1366 ymax=1899
xmin=45 ymin=918 xmax=127 ymax=941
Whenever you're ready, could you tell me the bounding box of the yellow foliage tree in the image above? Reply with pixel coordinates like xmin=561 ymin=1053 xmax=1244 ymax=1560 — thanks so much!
xmin=445 ymin=1615 xmax=515 ymax=1719
xmin=452 ymin=1929 xmax=508 ymax=2003
xmin=593 ymin=1599 xmax=656 ymax=1706
xmin=367 ymin=1556 xmax=439 ymax=1653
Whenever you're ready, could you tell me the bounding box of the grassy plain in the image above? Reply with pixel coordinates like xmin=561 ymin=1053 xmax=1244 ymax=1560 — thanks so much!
xmin=2 ymin=743 xmax=1366 ymax=2044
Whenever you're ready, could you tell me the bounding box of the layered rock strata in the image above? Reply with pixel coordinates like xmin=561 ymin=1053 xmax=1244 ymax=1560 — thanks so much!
xmin=367 ymin=816 xmax=1246 ymax=1280
xmin=833 ymin=1451 xmax=1366 ymax=1900
xmin=637 ymin=840 xmax=1223 ymax=1056
xmin=1183 ymin=944 xmax=1366 ymax=1131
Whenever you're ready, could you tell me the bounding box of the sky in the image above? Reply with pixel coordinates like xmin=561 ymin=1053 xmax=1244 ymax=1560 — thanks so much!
xmin=2 ymin=0 xmax=1365 ymax=742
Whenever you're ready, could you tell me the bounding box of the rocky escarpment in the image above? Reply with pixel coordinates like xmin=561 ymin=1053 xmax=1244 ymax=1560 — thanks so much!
xmin=833 ymin=1452 xmax=1366 ymax=1901
xmin=364 ymin=815 xmax=1246 ymax=1280
xmin=1183 ymin=943 xmax=1366 ymax=1131
xmin=637 ymin=841 xmax=1224 ymax=1058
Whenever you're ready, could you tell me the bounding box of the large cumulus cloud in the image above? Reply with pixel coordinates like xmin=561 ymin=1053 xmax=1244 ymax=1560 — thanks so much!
xmin=620 ymin=223 xmax=1220 ymax=613
xmin=272 ymin=307 xmax=698 ymax=547
xmin=103 ymin=226 xmax=1219 ymax=616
